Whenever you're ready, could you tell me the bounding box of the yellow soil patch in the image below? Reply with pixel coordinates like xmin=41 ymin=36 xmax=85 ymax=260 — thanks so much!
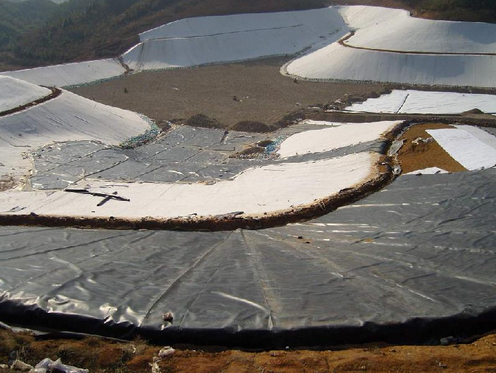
xmin=397 ymin=123 xmax=467 ymax=174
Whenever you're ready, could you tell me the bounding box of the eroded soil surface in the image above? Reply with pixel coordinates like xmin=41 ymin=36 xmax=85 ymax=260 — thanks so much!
xmin=1 ymin=329 xmax=496 ymax=373
xmin=397 ymin=123 xmax=466 ymax=174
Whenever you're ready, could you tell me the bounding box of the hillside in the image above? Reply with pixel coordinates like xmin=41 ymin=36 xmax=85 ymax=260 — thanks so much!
xmin=9 ymin=0 xmax=327 ymax=68
xmin=1 ymin=0 xmax=495 ymax=70
xmin=0 ymin=0 xmax=93 ymax=70
xmin=344 ymin=0 xmax=496 ymax=22
xmin=0 ymin=0 xmax=57 ymax=49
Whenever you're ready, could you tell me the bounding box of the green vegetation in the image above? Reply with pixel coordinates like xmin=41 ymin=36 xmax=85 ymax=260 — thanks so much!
xmin=403 ymin=0 xmax=496 ymax=22
xmin=0 ymin=0 xmax=57 ymax=49
xmin=0 ymin=0 xmax=494 ymax=71
xmin=0 ymin=0 xmax=93 ymax=69
xmin=7 ymin=0 xmax=326 ymax=68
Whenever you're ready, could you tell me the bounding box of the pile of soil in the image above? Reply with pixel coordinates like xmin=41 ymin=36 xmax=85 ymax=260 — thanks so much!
xmin=229 ymin=120 xmax=276 ymax=133
xmin=0 ymin=176 xmax=14 ymax=192
xmin=396 ymin=123 xmax=466 ymax=174
xmin=185 ymin=114 xmax=223 ymax=129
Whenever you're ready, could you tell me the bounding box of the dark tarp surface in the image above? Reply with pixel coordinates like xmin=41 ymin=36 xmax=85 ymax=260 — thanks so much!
xmin=1 ymin=169 xmax=495 ymax=347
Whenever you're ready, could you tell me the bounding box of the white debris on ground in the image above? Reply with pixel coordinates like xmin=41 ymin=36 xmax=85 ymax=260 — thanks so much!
xmin=427 ymin=126 xmax=496 ymax=170
xmin=0 ymin=76 xmax=51 ymax=112
xmin=158 ymin=346 xmax=175 ymax=358
xmin=405 ymin=167 xmax=449 ymax=175
xmin=10 ymin=359 xmax=33 ymax=371
xmin=0 ymin=59 xmax=125 ymax=87
xmin=0 ymin=86 xmax=150 ymax=182
xmin=346 ymin=90 xmax=496 ymax=115
xmin=30 ymin=358 xmax=88 ymax=373
xmin=277 ymin=121 xmax=399 ymax=158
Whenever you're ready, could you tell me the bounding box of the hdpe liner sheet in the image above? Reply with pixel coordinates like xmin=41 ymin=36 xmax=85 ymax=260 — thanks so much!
xmin=1 ymin=169 xmax=496 ymax=347
xmin=0 ymin=90 xmax=150 ymax=180
xmin=122 ymin=7 xmax=349 ymax=71
xmin=30 ymin=124 xmax=384 ymax=190
xmin=346 ymin=90 xmax=496 ymax=115
xmin=339 ymin=6 xmax=496 ymax=54
xmin=285 ymin=42 xmax=496 ymax=88
xmin=0 ymin=59 xmax=125 ymax=88
xmin=427 ymin=127 xmax=496 ymax=170
xmin=0 ymin=76 xmax=51 ymax=113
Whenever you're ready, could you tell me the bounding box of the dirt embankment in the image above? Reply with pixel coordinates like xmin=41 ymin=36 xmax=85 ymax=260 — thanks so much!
xmin=1 ymin=328 xmax=496 ymax=373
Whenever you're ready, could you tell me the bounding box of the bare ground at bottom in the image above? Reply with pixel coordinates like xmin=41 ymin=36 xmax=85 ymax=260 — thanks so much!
xmin=1 ymin=329 xmax=496 ymax=373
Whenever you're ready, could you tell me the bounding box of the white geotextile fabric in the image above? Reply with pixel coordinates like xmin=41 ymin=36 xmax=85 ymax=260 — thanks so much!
xmin=338 ymin=6 xmax=496 ymax=54
xmin=0 ymin=152 xmax=378 ymax=219
xmin=285 ymin=43 xmax=496 ymax=88
xmin=427 ymin=127 xmax=496 ymax=170
xmin=0 ymin=76 xmax=51 ymax=112
xmin=0 ymin=59 xmax=125 ymax=87
xmin=32 ymin=358 xmax=88 ymax=373
xmin=277 ymin=121 xmax=399 ymax=158
xmin=124 ymin=26 xmax=342 ymax=70
xmin=346 ymin=90 xmax=496 ymax=115
xmin=122 ymin=8 xmax=348 ymax=71
xmin=139 ymin=8 xmax=346 ymax=41
xmin=0 ymin=91 xmax=149 ymax=179
xmin=455 ymin=125 xmax=496 ymax=149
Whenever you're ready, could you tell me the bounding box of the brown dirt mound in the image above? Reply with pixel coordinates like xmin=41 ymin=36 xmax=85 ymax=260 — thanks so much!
xmin=0 ymin=176 xmax=15 ymax=192
xmin=462 ymin=108 xmax=484 ymax=115
xmin=397 ymin=123 xmax=466 ymax=174
xmin=185 ymin=114 xmax=223 ymax=129
xmin=229 ymin=120 xmax=275 ymax=133
xmin=231 ymin=145 xmax=265 ymax=158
